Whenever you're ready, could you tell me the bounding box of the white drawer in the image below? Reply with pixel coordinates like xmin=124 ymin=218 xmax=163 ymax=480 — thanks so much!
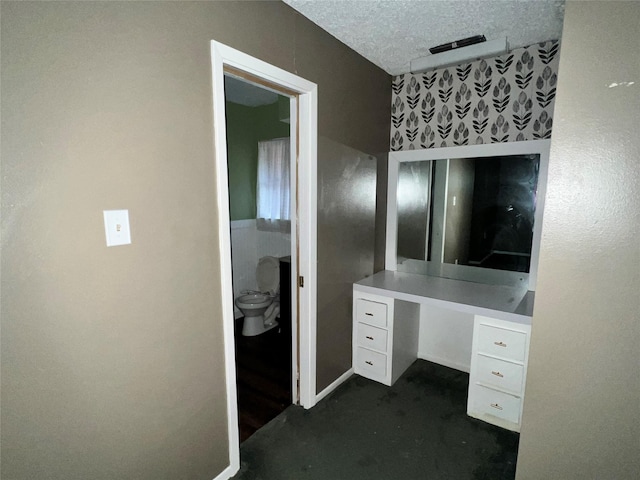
xmin=356 ymin=347 xmax=387 ymax=379
xmin=475 ymin=355 xmax=524 ymax=394
xmin=356 ymin=322 xmax=388 ymax=353
xmin=477 ymin=324 xmax=527 ymax=362
xmin=355 ymin=298 xmax=388 ymax=328
xmin=471 ymin=385 xmax=521 ymax=424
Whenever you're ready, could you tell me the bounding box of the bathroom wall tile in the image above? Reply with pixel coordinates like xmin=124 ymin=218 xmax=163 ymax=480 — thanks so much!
xmin=230 ymin=220 xmax=258 ymax=314
xmin=257 ymin=229 xmax=291 ymax=261
xmin=231 ymin=220 xmax=291 ymax=315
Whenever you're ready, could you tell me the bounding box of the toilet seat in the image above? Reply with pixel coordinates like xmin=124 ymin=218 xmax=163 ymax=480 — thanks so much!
xmin=256 ymin=256 xmax=280 ymax=294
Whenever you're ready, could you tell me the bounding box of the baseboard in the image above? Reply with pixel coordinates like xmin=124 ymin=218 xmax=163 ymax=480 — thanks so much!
xmin=315 ymin=368 xmax=354 ymax=403
xmin=212 ymin=463 xmax=238 ymax=480
xmin=418 ymin=353 xmax=470 ymax=373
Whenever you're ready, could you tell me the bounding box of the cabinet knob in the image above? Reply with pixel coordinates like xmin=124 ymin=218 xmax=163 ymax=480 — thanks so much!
xmin=491 ymin=371 xmax=504 ymax=378
xmin=365 ymin=312 xmax=373 ymax=316
xmin=494 ymin=341 xmax=507 ymax=347
xmin=365 ymin=360 xmax=373 ymax=366
xmin=365 ymin=336 xmax=374 ymax=340
xmin=490 ymin=403 xmax=503 ymax=411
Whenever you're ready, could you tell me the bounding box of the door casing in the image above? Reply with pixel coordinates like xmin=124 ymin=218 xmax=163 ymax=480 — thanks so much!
xmin=210 ymin=41 xmax=318 ymax=477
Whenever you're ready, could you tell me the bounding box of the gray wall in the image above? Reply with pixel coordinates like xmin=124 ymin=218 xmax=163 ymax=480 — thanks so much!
xmin=396 ymin=161 xmax=431 ymax=261
xmin=516 ymin=2 xmax=640 ymax=479
xmin=0 ymin=2 xmax=390 ymax=479
xmin=443 ymin=158 xmax=474 ymax=265
xmin=374 ymin=152 xmax=389 ymax=273
xmin=316 ymin=138 xmax=378 ymax=392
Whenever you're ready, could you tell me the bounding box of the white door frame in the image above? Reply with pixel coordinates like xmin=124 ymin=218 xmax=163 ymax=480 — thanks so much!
xmin=210 ymin=41 xmax=318 ymax=478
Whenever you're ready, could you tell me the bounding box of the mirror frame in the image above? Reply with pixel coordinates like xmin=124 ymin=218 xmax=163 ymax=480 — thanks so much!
xmin=385 ymin=140 xmax=551 ymax=290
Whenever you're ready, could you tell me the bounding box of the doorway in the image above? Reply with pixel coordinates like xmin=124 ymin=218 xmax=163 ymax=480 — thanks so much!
xmin=210 ymin=41 xmax=318 ymax=475
xmin=224 ymin=75 xmax=292 ymax=441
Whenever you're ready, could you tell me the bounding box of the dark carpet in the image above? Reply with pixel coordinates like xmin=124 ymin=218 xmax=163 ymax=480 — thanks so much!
xmin=232 ymin=360 xmax=518 ymax=480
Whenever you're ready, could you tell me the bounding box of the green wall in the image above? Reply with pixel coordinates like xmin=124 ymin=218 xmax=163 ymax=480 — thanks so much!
xmin=226 ymin=99 xmax=290 ymax=221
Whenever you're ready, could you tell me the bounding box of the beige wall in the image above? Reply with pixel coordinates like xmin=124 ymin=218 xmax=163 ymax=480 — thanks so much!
xmin=517 ymin=2 xmax=640 ymax=479
xmin=0 ymin=2 xmax=390 ymax=479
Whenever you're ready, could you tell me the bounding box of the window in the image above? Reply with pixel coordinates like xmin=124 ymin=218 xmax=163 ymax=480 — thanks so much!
xmin=256 ymin=138 xmax=290 ymax=232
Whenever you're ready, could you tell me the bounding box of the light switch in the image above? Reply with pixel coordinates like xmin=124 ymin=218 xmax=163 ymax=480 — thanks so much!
xmin=103 ymin=209 xmax=131 ymax=247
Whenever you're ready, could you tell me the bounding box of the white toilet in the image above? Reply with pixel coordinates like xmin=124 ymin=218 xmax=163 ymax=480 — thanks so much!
xmin=235 ymin=256 xmax=281 ymax=336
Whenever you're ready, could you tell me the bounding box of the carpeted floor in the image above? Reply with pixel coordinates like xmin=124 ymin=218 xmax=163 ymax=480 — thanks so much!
xmin=232 ymin=360 xmax=519 ymax=480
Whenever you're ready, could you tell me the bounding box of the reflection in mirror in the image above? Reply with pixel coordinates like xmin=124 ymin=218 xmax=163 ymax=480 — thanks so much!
xmin=396 ymin=154 xmax=540 ymax=281
xmin=396 ymin=161 xmax=431 ymax=262
xmin=436 ymin=155 xmax=540 ymax=272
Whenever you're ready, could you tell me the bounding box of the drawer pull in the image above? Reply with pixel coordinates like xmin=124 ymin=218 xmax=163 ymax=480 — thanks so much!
xmin=365 ymin=312 xmax=373 ymax=316
xmin=490 ymin=403 xmax=503 ymax=411
xmin=491 ymin=371 xmax=504 ymax=378
xmin=365 ymin=335 xmax=374 ymax=340
xmin=494 ymin=341 xmax=507 ymax=347
xmin=365 ymin=360 xmax=373 ymax=366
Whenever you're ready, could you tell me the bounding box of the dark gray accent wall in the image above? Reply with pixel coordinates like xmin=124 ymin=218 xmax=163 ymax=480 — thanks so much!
xmin=316 ymin=138 xmax=378 ymax=392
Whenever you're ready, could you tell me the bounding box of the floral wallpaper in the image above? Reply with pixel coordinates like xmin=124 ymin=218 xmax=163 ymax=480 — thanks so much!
xmin=390 ymin=40 xmax=560 ymax=150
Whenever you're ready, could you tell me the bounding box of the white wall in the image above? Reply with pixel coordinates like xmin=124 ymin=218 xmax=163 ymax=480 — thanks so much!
xmin=418 ymin=307 xmax=474 ymax=373
xmin=256 ymin=227 xmax=292 ymax=260
xmin=230 ymin=220 xmax=259 ymax=306
xmin=230 ymin=219 xmax=290 ymax=317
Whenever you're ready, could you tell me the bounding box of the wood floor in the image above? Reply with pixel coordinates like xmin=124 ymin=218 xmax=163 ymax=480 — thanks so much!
xmin=234 ymin=317 xmax=292 ymax=442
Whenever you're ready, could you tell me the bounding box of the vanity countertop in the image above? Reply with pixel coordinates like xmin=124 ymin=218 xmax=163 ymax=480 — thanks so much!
xmin=354 ymin=270 xmax=534 ymax=324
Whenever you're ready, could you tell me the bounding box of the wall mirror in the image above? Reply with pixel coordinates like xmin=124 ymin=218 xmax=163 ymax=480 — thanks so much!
xmin=386 ymin=140 xmax=550 ymax=290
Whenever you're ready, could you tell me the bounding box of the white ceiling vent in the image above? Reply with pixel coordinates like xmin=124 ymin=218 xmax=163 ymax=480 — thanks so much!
xmin=410 ymin=37 xmax=509 ymax=73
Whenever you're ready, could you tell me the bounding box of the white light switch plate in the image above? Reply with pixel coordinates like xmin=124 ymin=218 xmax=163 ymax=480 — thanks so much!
xmin=103 ymin=209 xmax=131 ymax=247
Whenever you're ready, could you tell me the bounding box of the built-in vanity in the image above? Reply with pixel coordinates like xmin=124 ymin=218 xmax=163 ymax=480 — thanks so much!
xmin=352 ymin=140 xmax=550 ymax=432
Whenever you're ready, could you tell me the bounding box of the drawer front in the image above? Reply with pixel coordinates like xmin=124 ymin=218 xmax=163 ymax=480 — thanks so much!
xmin=356 ymin=322 xmax=388 ymax=353
xmin=355 ymin=298 xmax=388 ymax=328
xmin=356 ymin=347 xmax=387 ymax=379
xmin=472 ymin=386 xmax=521 ymax=424
xmin=477 ymin=324 xmax=526 ymax=362
xmin=475 ymin=355 xmax=524 ymax=394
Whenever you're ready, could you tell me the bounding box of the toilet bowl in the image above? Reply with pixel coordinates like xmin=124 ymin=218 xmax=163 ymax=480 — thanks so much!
xmin=235 ymin=256 xmax=280 ymax=336
xmin=235 ymin=293 xmax=272 ymax=314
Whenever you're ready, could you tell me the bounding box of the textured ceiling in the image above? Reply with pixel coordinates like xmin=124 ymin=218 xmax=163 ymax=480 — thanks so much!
xmin=283 ymin=0 xmax=565 ymax=75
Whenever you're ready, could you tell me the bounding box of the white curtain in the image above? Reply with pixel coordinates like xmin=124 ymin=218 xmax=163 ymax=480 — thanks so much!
xmin=256 ymin=138 xmax=291 ymax=233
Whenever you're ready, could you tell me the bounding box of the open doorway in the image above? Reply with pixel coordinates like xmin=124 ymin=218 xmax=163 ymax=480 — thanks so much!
xmin=224 ymin=75 xmax=293 ymax=441
xmin=210 ymin=41 xmax=318 ymax=475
